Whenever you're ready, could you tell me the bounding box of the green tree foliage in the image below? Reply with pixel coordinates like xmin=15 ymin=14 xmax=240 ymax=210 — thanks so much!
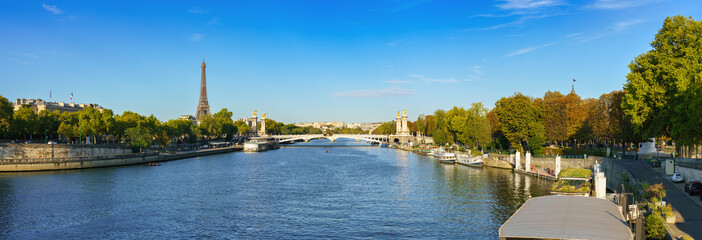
xmin=623 ymin=16 xmax=702 ymax=152
xmin=494 ymin=92 xmax=544 ymax=152
xmin=372 ymin=121 xmax=396 ymax=135
xmin=12 ymin=106 xmax=38 ymax=139
xmin=644 ymin=212 xmax=667 ymax=240
xmin=233 ymin=120 xmax=251 ymax=135
xmin=0 ymin=95 xmax=13 ymax=138
xmin=327 ymin=127 xmax=368 ymax=134
xmin=432 ymin=109 xmax=452 ymax=146
xmin=58 ymin=112 xmax=80 ymax=143
xmin=443 ymin=103 xmax=492 ymax=149
xmin=37 ymin=110 xmax=61 ymax=140
xmin=125 ymin=126 xmax=152 ymax=152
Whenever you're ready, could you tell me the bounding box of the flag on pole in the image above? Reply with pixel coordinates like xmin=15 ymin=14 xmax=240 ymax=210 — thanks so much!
xmin=573 ymin=78 xmax=576 ymax=82
xmin=70 ymin=92 xmax=73 ymax=100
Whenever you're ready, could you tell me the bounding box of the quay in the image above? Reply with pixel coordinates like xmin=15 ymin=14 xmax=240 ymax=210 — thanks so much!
xmin=514 ymin=168 xmax=557 ymax=181
xmin=0 ymin=146 xmax=242 ymax=172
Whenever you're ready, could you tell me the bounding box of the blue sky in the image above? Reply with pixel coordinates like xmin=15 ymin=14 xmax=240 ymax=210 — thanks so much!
xmin=1 ymin=0 xmax=700 ymax=123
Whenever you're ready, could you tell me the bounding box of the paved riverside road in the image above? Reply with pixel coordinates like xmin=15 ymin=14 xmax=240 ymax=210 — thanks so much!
xmin=614 ymin=159 xmax=702 ymax=239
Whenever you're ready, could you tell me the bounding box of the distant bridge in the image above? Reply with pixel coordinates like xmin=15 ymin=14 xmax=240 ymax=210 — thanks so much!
xmin=271 ymin=134 xmax=390 ymax=143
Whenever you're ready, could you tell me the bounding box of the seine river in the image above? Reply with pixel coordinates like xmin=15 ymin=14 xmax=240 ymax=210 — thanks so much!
xmin=0 ymin=140 xmax=553 ymax=239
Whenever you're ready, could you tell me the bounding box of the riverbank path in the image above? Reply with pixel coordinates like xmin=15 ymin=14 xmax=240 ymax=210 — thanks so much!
xmin=614 ymin=159 xmax=702 ymax=239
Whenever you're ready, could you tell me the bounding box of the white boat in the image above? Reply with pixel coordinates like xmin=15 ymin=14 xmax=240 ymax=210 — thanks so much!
xmin=432 ymin=148 xmax=446 ymax=158
xmin=439 ymin=153 xmax=456 ymax=164
xmin=457 ymin=154 xmax=483 ymax=167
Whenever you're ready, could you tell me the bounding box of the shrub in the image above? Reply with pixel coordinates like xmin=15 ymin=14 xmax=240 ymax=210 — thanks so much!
xmin=645 ymin=183 xmax=666 ymax=202
xmin=645 ymin=212 xmax=667 ymax=240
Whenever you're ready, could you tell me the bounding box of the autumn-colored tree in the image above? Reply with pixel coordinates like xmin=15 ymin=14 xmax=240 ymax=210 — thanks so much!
xmin=537 ymin=91 xmax=567 ymax=145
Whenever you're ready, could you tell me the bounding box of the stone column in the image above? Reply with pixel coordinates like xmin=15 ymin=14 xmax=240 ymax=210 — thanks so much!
xmin=595 ymin=171 xmax=606 ymax=199
xmin=555 ymin=155 xmax=562 ymax=177
xmin=259 ymin=115 xmax=267 ymax=136
xmin=401 ymin=111 xmax=409 ymax=135
xmin=525 ymin=151 xmax=531 ymax=171
xmin=396 ymin=114 xmax=401 ymax=134
xmin=250 ymin=116 xmax=258 ymax=136
xmin=515 ymin=151 xmax=521 ymax=170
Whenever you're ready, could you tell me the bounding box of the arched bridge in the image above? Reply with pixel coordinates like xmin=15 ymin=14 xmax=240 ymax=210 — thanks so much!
xmin=271 ymin=134 xmax=389 ymax=143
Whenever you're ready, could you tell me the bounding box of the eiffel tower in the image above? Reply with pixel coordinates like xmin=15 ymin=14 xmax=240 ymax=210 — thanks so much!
xmin=195 ymin=58 xmax=211 ymax=121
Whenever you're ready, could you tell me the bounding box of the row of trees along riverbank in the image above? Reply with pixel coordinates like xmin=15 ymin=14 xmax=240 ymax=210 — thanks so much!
xmin=372 ymin=16 xmax=702 ymax=158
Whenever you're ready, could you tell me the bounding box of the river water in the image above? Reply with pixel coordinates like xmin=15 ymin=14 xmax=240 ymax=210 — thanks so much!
xmin=0 ymin=140 xmax=553 ymax=239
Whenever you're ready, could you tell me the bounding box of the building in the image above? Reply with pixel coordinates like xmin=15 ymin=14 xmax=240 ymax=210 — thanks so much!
xmin=294 ymin=121 xmax=346 ymax=130
xmin=195 ymin=58 xmax=211 ymax=121
xmin=13 ymin=98 xmax=107 ymax=113
xmin=179 ymin=115 xmax=196 ymax=121
xmin=346 ymin=122 xmax=382 ymax=132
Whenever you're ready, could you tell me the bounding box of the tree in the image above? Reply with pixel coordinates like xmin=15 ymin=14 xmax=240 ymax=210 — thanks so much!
xmin=125 ymin=126 xmax=152 ymax=152
xmin=233 ymin=120 xmax=251 ymax=135
xmin=213 ymin=108 xmax=236 ymax=139
xmin=611 ymin=90 xmax=645 ymax=156
xmin=493 ymin=92 xmax=544 ymax=152
xmin=58 ymin=112 xmax=79 ymax=143
xmin=12 ymin=106 xmax=38 ymax=139
xmin=537 ymin=91 xmax=567 ymax=145
xmin=0 ymin=95 xmax=13 ymax=139
xmin=416 ymin=114 xmax=426 ymax=135
xmin=78 ymin=107 xmax=101 ymax=144
xmin=37 ymin=110 xmax=61 ymax=141
xmin=623 ymin=16 xmax=702 ymax=156
xmin=487 ymin=109 xmax=510 ymax=151
xmin=432 ymin=109 xmax=452 ymax=146
xmin=372 ymin=121 xmax=395 ymax=135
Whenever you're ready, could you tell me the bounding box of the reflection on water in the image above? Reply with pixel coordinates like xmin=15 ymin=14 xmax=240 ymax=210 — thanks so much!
xmin=0 ymin=142 xmax=552 ymax=239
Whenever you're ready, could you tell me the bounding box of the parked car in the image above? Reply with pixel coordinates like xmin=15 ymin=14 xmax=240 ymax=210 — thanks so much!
xmin=672 ymin=173 xmax=684 ymax=183
xmin=685 ymin=181 xmax=701 ymax=196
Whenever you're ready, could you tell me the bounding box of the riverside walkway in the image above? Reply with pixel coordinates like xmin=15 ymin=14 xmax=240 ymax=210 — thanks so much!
xmin=0 ymin=146 xmax=242 ymax=172
xmin=615 ymin=158 xmax=702 ymax=239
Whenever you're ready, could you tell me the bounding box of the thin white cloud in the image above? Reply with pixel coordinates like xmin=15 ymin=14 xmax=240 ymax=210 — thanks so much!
xmin=207 ymin=17 xmax=220 ymax=25
xmin=507 ymin=42 xmax=558 ymax=56
xmin=566 ymin=32 xmax=583 ymax=38
xmin=410 ymin=74 xmax=457 ymax=83
xmin=496 ymin=0 xmax=565 ymax=10
xmin=333 ymin=86 xmax=416 ymax=98
xmin=188 ymin=7 xmax=208 ymax=14
xmin=587 ymin=0 xmax=661 ymax=9
xmin=42 ymin=3 xmax=63 ymax=14
xmin=612 ymin=19 xmax=644 ymax=32
xmin=471 ymin=14 xmax=555 ymax=31
xmin=190 ymin=33 xmax=204 ymax=42
xmin=383 ymin=80 xmax=412 ymax=84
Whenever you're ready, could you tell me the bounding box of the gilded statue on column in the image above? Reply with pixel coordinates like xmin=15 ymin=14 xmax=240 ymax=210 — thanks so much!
xmin=253 ymin=110 xmax=257 ymax=117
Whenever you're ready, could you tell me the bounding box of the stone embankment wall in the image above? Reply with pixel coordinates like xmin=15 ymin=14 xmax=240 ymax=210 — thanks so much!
xmin=489 ymin=154 xmax=602 ymax=170
xmin=661 ymin=158 xmax=702 ymax=182
xmin=599 ymin=159 xmax=634 ymax=192
xmin=0 ymin=143 xmax=131 ymax=159
xmin=484 ymin=155 xmax=513 ymax=169
xmin=529 ymin=157 xmax=600 ymax=170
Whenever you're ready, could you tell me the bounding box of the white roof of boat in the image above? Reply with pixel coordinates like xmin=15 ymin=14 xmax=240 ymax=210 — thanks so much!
xmin=499 ymin=195 xmax=633 ymax=240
